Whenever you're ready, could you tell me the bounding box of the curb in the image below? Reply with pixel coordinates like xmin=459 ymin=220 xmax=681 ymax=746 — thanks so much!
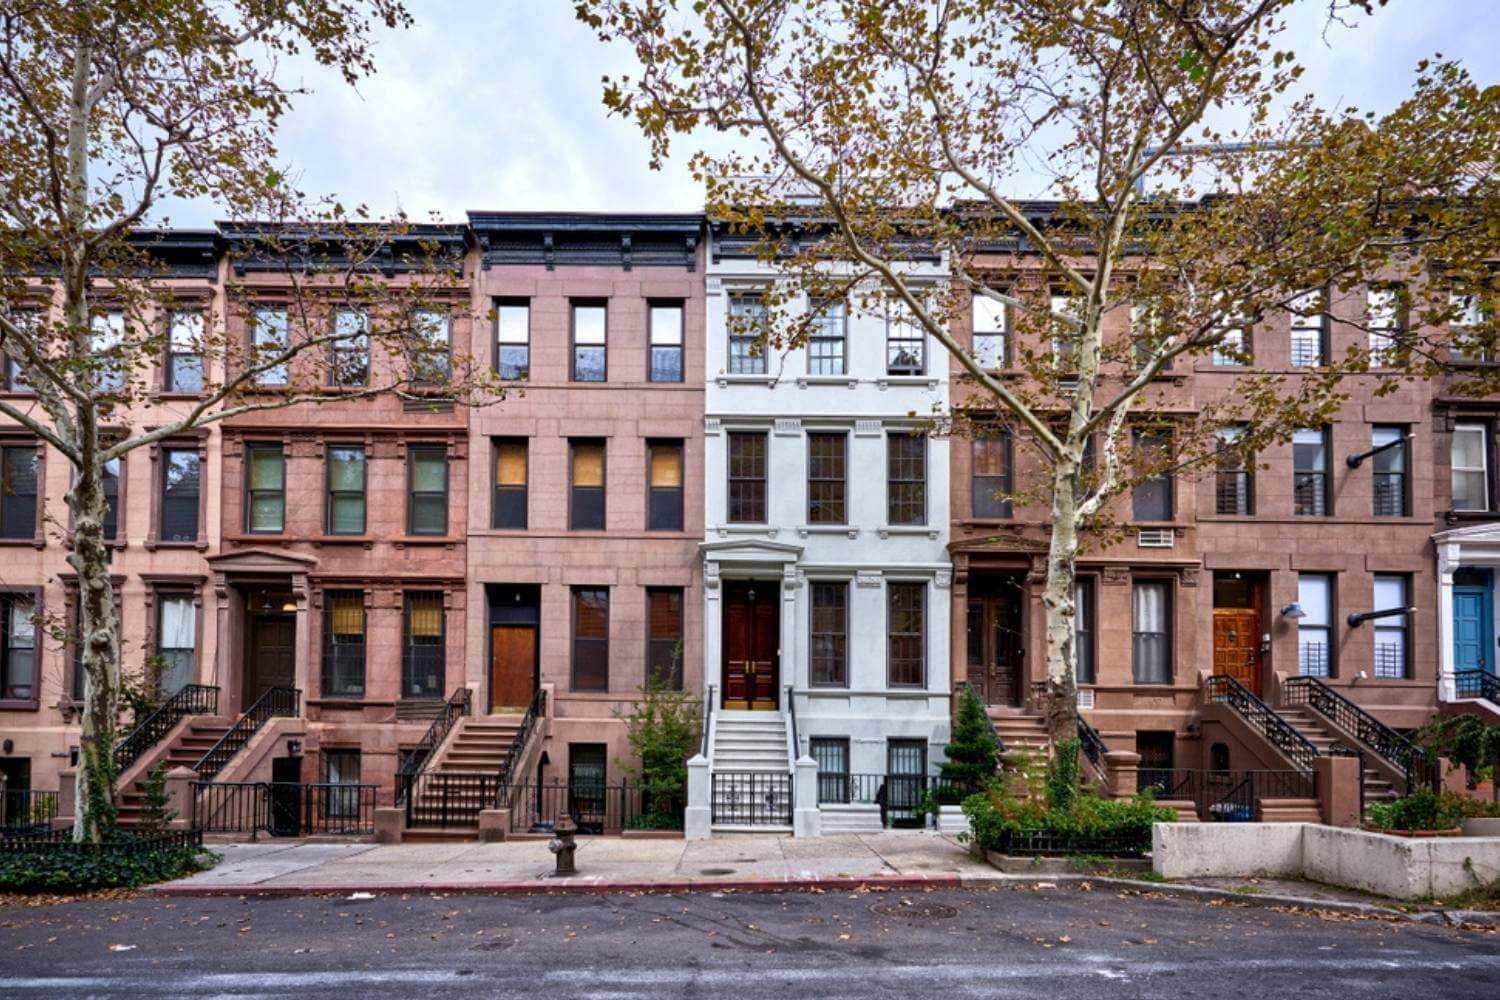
xmin=150 ymin=872 xmax=965 ymax=898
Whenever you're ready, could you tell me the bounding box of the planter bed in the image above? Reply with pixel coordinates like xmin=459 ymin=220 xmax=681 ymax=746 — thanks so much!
xmin=0 ymin=829 xmax=208 ymax=892
xmin=984 ymin=850 xmax=1152 ymax=875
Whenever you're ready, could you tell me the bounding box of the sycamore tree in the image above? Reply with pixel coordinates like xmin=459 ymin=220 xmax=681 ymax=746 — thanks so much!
xmin=578 ymin=0 xmax=1500 ymax=741
xmin=0 ymin=1 xmax=493 ymax=841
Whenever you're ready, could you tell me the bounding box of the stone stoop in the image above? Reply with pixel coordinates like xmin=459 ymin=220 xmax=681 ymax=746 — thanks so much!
xmin=1274 ymin=706 xmax=1399 ymax=802
xmin=819 ymin=803 xmax=884 ymax=834
xmin=116 ymin=717 xmax=231 ymax=827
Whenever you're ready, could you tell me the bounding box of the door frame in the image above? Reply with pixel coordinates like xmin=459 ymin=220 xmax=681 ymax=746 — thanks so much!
xmin=1211 ymin=571 xmax=1266 ymax=697
xmin=965 ymin=575 xmax=1026 ymax=707
xmin=242 ymin=603 xmax=296 ymax=706
xmin=1453 ymin=568 xmax=1494 ymax=675
xmin=486 ymin=584 xmax=541 ymax=712
xmin=488 ymin=622 xmax=539 ymax=712
xmin=721 ymin=578 xmax=780 ymax=710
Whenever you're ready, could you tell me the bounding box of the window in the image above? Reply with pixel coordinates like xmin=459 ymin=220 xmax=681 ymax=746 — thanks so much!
xmin=1372 ymin=575 xmax=1410 ymax=679
xmin=330 ymin=310 xmax=370 ymax=387
xmin=647 ymin=440 xmax=683 ymax=532
xmin=1297 ymin=574 xmax=1333 ymax=677
xmin=495 ymin=300 xmax=530 ymax=380
xmin=972 ymin=433 xmax=1012 ymax=518
xmin=1131 ymin=303 xmax=1162 ymax=369
xmin=727 ymin=431 xmax=767 ymax=523
xmin=887 ymin=432 xmax=926 ymax=525
xmin=166 ymin=311 xmax=205 ymax=392
xmin=1367 ymin=287 xmax=1404 ymax=363
xmin=251 ymin=308 xmax=289 ymax=385
xmin=887 ymin=582 xmax=926 ymax=687
xmin=1051 ymin=294 xmax=1081 ymax=369
xmin=727 ymin=294 xmax=768 ymax=374
xmin=245 ymin=443 xmax=285 ymax=533
xmin=1132 ymin=430 xmax=1173 ymax=522
xmin=1214 ymin=426 xmax=1253 ymax=516
xmin=325 ymin=445 xmax=367 ymax=535
xmin=101 ymin=457 xmax=121 ymax=541
xmin=811 ymin=737 xmax=851 ymax=803
xmin=1452 ymin=423 xmax=1489 ymax=511
xmin=402 ymin=592 xmax=445 ymax=698
xmin=410 ymin=309 xmax=451 ymax=385
xmin=646 ymin=587 xmax=683 ymax=689
xmin=1 ymin=309 xmax=38 ymax=391
xmin=1131 ymin=581 xmax=1171 ymax=684
xmin=1293 ymin=428 xmax=1329 ymax=516
xmin=1290 ymin=289 xmax=1327 ymax=367
xmin=1 ymin=595 xmax=35 ymax=702
xmin=885 ymin=300 xmax=925 ymax=375
xmin=156 ymin=595 xmax=196 ymax=696
xmin=807 ymin=432 xmax=847 ymax=524
xmin=89 ymin=311 xmax=126 ymax=392
xmin=0 ymin=445 xmax=36 ymax=539
xmin=571 ymin=587 xmax=609 ymax=691
xmin=810 ymin=582 xmax=848 ymax=686
xmin=1450 ymin=290 xmax=1490 ymax=363
xmin=1211 ymin=299 xmax=1249 ymax=366
xmin=493 ymin=438 xmax=528 ymax=529
xmin=571 ymin=300 xmax=607 ymax=381
xmin=569 ymin=439 xmax=605 ymax=531
xmin=649 ymin=302 xmax=684 ymax=382
xmin=972 ymin=296 xmax=1006 ymax=369
xmin=321 ymin=590 xmax=366 ymax=696
xmin=321 ymin=749 xmax=362 ymax=819
xmin=568 ymin=744 xmax=607 ymax=828
xmin=1371 ymin=426 xmax=1408 ymax=517
xmin=808 ymin=300 xmax=847 ymax=375
xmin=406 ymin=445 xmax=448 ymax=536
xmin=1074 ymin=579 xmax=1094 ymax=684
xmin=160 ymin=447 xmax=201 ymax=543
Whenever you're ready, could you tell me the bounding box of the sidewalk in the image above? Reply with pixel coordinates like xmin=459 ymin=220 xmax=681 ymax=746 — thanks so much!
xmin=158 ymin=832 xmax=996 ymax=896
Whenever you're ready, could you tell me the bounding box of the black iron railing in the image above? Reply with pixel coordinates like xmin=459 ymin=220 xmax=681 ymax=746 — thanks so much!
xmin=400 ymin=771 xmax=501 ymax=829
xmin=814 ymin=772 xmax=970 ymax=827
xmin=191 ymin=781 xmax=378 ymax=837
xmin=1282 ymin=675 xmax=1436 ymax=793
xmin=1137 ymin=768 xmax=1199 ymax=800
xmin=193 ymin=686 xmax=300 ymax=781
xmin=995 ymin=828 xmax=1147 ymax=857
xmin=1078 ymin=714 xmax=1108 ymax=775
xmin=0 ymin=789 xmax=58 ymax=838
xmin=494 ymin=687 xmax=547 ymax=804
xmin=711 ymin=771 xmax=792 ymax=826
xmin=700 ymin=684 xmax=715 ymax=758
xmin=1454 ymin=668 xmax=1500 ymax=703
xmin=395 ymin=687 xmax=471 ymax=803
xmin=1202 ymin=769 xmax=1314 ymax=822
xmin=506 ymin=780 xmax=683 ymax=835
xmin=0 ymin=828 xmax=202 ymax=854
xmin=1207 ymin=674 xmax=1318 ymax=774
xmin=113 ymin=684 xmax=220 ymax=774
xmin=785 ymin=684 xmax=798 ymax=759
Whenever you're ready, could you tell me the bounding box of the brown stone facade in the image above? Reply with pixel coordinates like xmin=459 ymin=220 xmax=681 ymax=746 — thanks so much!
xmin=949 ymin=254 xmax=1460 ymax=775
xmin=465 ymin=213 xmax=705 ymax=787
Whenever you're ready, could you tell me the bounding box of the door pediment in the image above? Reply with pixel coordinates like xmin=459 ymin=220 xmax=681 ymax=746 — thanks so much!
xmin=207 ymin=547 xmax=319 ymax=576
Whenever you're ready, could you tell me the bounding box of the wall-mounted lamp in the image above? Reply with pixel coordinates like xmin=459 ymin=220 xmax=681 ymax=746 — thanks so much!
xmin=1346 ymin=433 xmax=1410 ymax=469
xmin=1347 ymin=605 xmax=1416 ymax=628
xmin=1 ymin=738 xmax=11 ymax=755
xmin=1280 ymin=603 xmax=1307 ymax=619
xmin=286 ymin=739 xmax=302 ymax=756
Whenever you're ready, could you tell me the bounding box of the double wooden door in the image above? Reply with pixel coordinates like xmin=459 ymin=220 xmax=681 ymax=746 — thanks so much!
xmin=966 ymin=593 xmax=1023 ymax=707
xmin=723 ymin=581 xmax=779 ymax=710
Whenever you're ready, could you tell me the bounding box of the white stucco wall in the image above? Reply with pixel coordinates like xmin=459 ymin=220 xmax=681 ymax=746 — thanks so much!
xmin=701 ymin=241 xmax=953 ymax=776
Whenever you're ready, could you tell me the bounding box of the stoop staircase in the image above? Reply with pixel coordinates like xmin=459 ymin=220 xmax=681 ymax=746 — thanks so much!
xmin=402 ymin=715 xmax=523 ymax=839
xmin=430 ymin=716 xmax=522 ymax=776
xmin=988 ymin=711 xmax=1048 ymax=758
xmin=1275 ymin=705 xmax=1399 ymax=803
xmin=116 ymin=719 xmax=231 ymax=827
xmin=709 ymin=711 xmax=794 ymax=832
xmin=711 ymin=711 xmax=790 ymax=772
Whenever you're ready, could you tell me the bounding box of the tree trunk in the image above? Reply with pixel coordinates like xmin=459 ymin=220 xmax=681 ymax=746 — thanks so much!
xmin=69 ymin=459 xmax=121 ymax=843
xmin=1041 ymin=460 xmax=1081 ymax=745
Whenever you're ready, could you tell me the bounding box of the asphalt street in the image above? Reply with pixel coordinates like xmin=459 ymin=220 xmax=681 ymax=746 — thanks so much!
xmin=0 ymin=884 xmax=1495 ymax=998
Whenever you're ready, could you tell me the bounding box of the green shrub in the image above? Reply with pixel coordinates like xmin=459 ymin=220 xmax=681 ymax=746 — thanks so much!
xmin=1366 ymin=788 xmax=1498 ymax=831
xmin=1046 ymin=738 xmax=1081 ymax=812
xmin=1414 ymin=715 xmax=1500 ymax=789
xmin=940 ymin=686 xmax=1000 ymax=796
xmin=961 ymin=771 xmax=1173 ymax=857
xmin=0 ymin=835 xmax=214 ymax=893
xmin=137 ymin=763 xmax=175 ymax=834
xmin=614 ymin=678 xmax=700 ymax=829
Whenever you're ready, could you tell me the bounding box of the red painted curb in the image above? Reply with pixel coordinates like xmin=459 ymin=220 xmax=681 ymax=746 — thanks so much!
xmin=150 ymin=873 xmax=965 ymax=898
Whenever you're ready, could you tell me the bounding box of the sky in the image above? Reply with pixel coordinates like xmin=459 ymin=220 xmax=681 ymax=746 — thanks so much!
xmin=164 ymin=0 xmax=1500 ymax=226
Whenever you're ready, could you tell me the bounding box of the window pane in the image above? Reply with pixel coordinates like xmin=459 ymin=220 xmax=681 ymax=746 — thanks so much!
xmin=1297 ymin=574 xmax=1332 ymax=677
xmin=807 ymin=432 xmax=847 ymax=524
xmin=252 ymin=309 xmax=289 ymax=384
xmin=410 ymin=450 xmax=447 ymax=492
xmin=1074 ymin=581 xmax=1093 ymax=684
xmin=572 ymin=442 xmax=604 ymax=487
xmin=646 ymin=588 xmax=683 ymax=688
xmin=328 ymin=447 xmax=365 ymax=491
xmin=887 ymin=582 xmax=925 ymax=687
xmin=887 ymin=433 xmax=926 ymax=525
xmin=1373 ymin=575 xmax=1409 ymax=679
xmin=402 ymin=592 xmax=445 ymax=698
xmin=497 ymin=303 xmax=529 ymax=342
xmin=249 ymin=446 xmax=284 ymax=489
xmin=496 ymin=440 xmax=527 ymax=486
xmin=810 ymin=582 xmax=848 ymax=686
xmin=573 ymin=304 xmax=606 ymax=344
xmin=572 ymin=588 xmax=609 ymax=691
xmin=1131 ymin=582 xmax=1170 ymax=684
xmin=650 ymin=305 xmax=683 ymax=345
xmin=727 ymin=432 xmax=767 ymax=523
xmin=1132 ymin=432 xmax=1172 ymax=521
xmin=650 ymin=444 xmax=682 ymax=487
xmin=330 ymin=496 xmax=365 ymax=534
xmin=162 ymin=449 xmax=201 ymax=541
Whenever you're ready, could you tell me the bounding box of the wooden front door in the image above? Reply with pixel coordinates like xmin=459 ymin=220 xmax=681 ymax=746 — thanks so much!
xmin=490 ymin=625 xmax=536 ymax=712
xmin=966 ymin=591 xmax=1023 ymax=707
xmin=246 ymin=613 xmax=295 ymax=703
xmin=723 ymin=581 xmax=779 ymax=710
xmin=1212 ymin=574 xmax=1264 ymax=698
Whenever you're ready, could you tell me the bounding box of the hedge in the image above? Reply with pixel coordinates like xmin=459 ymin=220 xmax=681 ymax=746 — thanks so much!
xmin=0 ymin=830 xmax=214 ymax=892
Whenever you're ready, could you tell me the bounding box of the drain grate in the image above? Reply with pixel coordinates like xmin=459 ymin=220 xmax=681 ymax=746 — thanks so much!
xmin=868 ymin=899 xmax=959 ymax=920
xmin=700 ymin=867 xmax=737 ymax=876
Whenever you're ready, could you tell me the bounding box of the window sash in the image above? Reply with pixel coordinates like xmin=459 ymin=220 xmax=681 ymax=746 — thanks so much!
xmin=1293 ymin=429 xmax=1329 ymax=516
xmin=646 ymin=588 xmax=683 ymax=689
xmin=1371 ymin=426 xmax=1407 ymax=517
xmin=1131 ymin=432 xmax=1173 ymax=522
xmin=647 ymin=441 xmax=684 ymax=532
xmin=166 ymin=312 xmax=205 ymax=392
xmin=321 ymin=591 xmax=366 ymax=696
xmin=406 ymin=447 xmax=449 ymax=536
xmin=1289 ymin=290 xmax=1327 ymax=367
xmin=493 ymin=439 xmax=528 ymax=529
xmin=571 ymin=303 xmax=607 ymax=382
xmin=161 ymin=448 xmax=201 ymax=542
xmin=246 ymin=444 xmax=286 ymax=533
xmin=649 ymin=304 xmax=684 ymax=383
xmin=326 ymin=447 xmax=367 ymax=535
xmin=1214 ymin=428 xmax=1253 ymax=516
xmin=495 ymin=299 xmax=531 ymax=381
xmin=1372 ymin=575 xmax=1409 ymax=679
xmin=1131 ymin=582 xmax=1171 ymax=684
xmin=885 ymin=302 xmax=925 ymax=375
xmin=1367 ymin=288 xmax=1404 ymax=360
xmin=0 ymin=445 xmax=36 ymax=539
xmin=887 ymin=582 xmax=926 ymax=687
xmin=808 ymin=301 xmax=847 ymax=375
xmin=807 ymin=432 xmax=847 ymax=524
xmin=2 ymin=595 xmax=36 ymax=701
xmin=727 ymin=432 xmax=767 ymax=523
xmin=157 ymin=595 xmax=196 ymax=696
xmin=1074 ymin=580 xmax=1094 ymax=684
xmin=571 ymin=588 xmax=610 ymax=691
xmin=89 ymin=311 xmax=126 ymax=392
xmin=727 ymin=296 xmax=768 ymax=375
xmin=887 ymin=433 xmax=926 ymax=526
xmin=971 ymin=435 xmax=1012 ymax=518
xmin=569 ymin=441 xmax=606 ymax=530
xmin=251 ymin=309 xmax=289 ymax=385
xmin=1297 ymin=574 xmax=1333 ymax=677
xmin=810 ymin=582 xmax=848 ymax=686
xmin=1452 ymin=424 xmax=1489 ymax=511
xmin=401 ymin=591 xmax=445 ymax=698
xmin=410 ymin=310 xmax=451 ymax=385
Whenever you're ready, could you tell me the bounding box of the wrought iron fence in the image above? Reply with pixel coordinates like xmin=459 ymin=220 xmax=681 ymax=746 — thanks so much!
xmin=191 ymin=781 xmax=377 ymax=837
xmin=994 ymin=828 xmax=1147 ymax=857
xmin=1282 ymin=675 xmax=1436 ymax=793
xmin=194 ymin=686 xmax=300 ymax=780
xmin=506 ymin=780 xmax=682 ymax=835
xmin=711 ymin=771 xmax=792 ymax=827
xmin=0 ymin=828 xmax=203 ymax=855
xmin=1078 ymin=715 xmax=1108 ymax=775
xmin=399 ymin=771 xmax=501 ymax=829
xmin=395 ymin=687 xmax=470 ymax=803
xmin=813 ymin=772 xmax=971 ymax=827
xmin=1454 ymin=668 xmax=1500 ymax=702
xmin=1137 ymin=768 xmax=1199 ymax=800
xmin=495 ymin=688 xmax=547 ymax=797
xmin=0 ymin=789 xmax=58 ymax=838
xmin=114 ymin=684 xmax=219 ymax=773
xmin=1134 ymin=768 xmax=1313 ymax=822
xmin=1206 ymin=674 xmax=1319 ymax=773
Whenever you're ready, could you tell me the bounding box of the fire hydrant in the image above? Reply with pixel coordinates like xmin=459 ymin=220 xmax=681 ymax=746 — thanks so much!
xmin=549 ymin=814 xmax=578 ymax=875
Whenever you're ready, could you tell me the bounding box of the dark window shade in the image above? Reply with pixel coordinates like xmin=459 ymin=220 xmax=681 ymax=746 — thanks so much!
xmin=101 ymin=458 xmax=120 ymax=540
xmin=887 ymin=434 xmax=926 ymax=525
xmin=887 ymin=582 xmax=926 ymax=687
xmin=572 ymin=588 xmax=609 ymax=691
xmin=493 ymin=438 xmax=528 ymax=529
xmin=807 ymin=433 xmax=847 ymax=524
xmin=0 ymin=446 xmax=36 ymax=539
xmin=407 ymin=446 xmax=449 ymax=536
xmin=727 ymin=432 xmax=767 ymax=523
xmin=401 ymin=591 xmax=445 ymax=698
xmin=972 ymin=435 xmax=1012 ymax=518
xmin=160 ymin=448 xmax=200 ymax=542
xmin=322 ymin=590 xmax=366 ymax=696
xmin=648 ymin=441 xmax=684 ymax=531
xmin=570 ymin=440 xmax=605 ymax=531
xmin=1074 ymin=579 xmax=1094 ymax=684
xmin=810 ymin=582 xmax=848 ymax=686
xmin=646 ymin=588 xmax=683 ymax=689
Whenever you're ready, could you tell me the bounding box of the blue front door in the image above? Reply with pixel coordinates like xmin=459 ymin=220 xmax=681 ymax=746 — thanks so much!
xmin=1453 ymin=570 xmax=1493 ymax=674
